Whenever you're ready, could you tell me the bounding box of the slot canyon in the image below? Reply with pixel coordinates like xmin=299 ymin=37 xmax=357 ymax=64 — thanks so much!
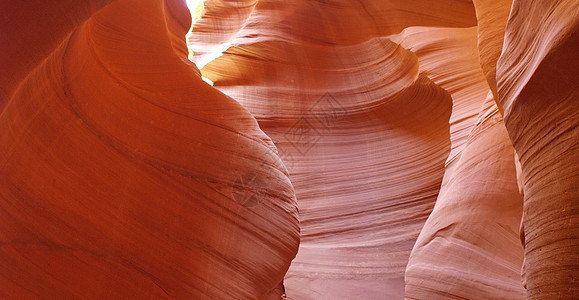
xmin=0 ymin=0 xmax=577 ymax=299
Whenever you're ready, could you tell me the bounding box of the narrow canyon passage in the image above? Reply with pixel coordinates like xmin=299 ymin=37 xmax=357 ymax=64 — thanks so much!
xmin=1 ymin=0 xmax=577 ymax=299
xmin=189 ymin=0 xmax=524 ymax=298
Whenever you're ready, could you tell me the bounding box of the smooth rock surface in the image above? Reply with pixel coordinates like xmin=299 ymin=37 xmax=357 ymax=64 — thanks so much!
xmin=405 ymin=94 xmax=525 ymax=299
xmin=2 ymin=0 xmax=577 ymax=298
xmin=0 ymin=0 xmax=299 ymax=298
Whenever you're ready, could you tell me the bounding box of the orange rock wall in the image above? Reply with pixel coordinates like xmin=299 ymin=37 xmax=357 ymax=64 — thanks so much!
xmin=1 ymin=0 xmax=577 ymax=298
xmin=0 ymin=0 xmax=299 ymax=298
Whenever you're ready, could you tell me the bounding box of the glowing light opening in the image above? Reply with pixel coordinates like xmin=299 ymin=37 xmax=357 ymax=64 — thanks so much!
xmin=186 ymin=0 xmax=206 ymax=20
xmin=201 ymin=76 xmax=214 ymax=86
xmin=186 ymin=0 xmax=219 ymax=86
xmin=185 ymin=0 xmax=206 ymax=61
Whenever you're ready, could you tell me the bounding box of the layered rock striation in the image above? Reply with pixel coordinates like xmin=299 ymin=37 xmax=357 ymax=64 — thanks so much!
xmin=1 ymin=0 xmax=577 ymax=299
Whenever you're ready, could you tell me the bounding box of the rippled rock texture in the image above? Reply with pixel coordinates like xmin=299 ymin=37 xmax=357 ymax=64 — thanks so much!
xmin=1 ymin=0 xmax=577 ymax=299
xmin=496 ymin=1 xmax=578 ymax=298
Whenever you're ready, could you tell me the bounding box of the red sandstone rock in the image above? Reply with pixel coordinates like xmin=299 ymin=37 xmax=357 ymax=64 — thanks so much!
xmin=0 ymin=0 xmax=115 ymax=108
xmin=1 ymin=0 xmax=577 ymax=298
xmin=0 ymin=0 xmax=299 ymax=298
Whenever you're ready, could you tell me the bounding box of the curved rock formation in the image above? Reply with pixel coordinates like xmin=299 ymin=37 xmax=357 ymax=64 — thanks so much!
xmin=191 ymin=0 xmax=577 ymax=298
xmin=200 ymin=32 xmax=455 ymax=299
xmin=189 ymin=0 xmax=522 ymax=298
xmin=0 ymin=0 xmax=115 ymax=108
xmin=406 ymin=0 xmax=578 ymax=298
xmin=472 ymin=0 xmax=512 ymax=105
xmin=405 ymin=94 xmax=525 ymax=299
xmin=496 ymin=0 xmax=578 ymax=298
xmin=0 ymin=0 xmax=299 ymax=298
xmin=2 ymin=0 xmax=577 ymax=298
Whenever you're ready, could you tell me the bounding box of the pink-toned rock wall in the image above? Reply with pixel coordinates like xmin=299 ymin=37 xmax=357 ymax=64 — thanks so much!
xmin=191 ymin=0 xmax=577 ymax=298
xmin=405 ymin=94 xmax=525 ymax=299
xmin=406 ymin=0 xmax=578 ymax=298
xmin=201 ymin=31 xmax=455 ymax=299
xmin=189 ymin=0 xmax=526 ymax=298
xmin=497 ymin=1 xmax=578 ymax=298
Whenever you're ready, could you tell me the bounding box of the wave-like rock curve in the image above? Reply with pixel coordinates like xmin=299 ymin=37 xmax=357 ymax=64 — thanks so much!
xmin=0 ymin=0 xmax=299 ymax=298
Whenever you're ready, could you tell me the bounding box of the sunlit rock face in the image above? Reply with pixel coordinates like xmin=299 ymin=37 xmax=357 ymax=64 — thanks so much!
xmin=1 ymin=0 xmax=577 ymax=299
